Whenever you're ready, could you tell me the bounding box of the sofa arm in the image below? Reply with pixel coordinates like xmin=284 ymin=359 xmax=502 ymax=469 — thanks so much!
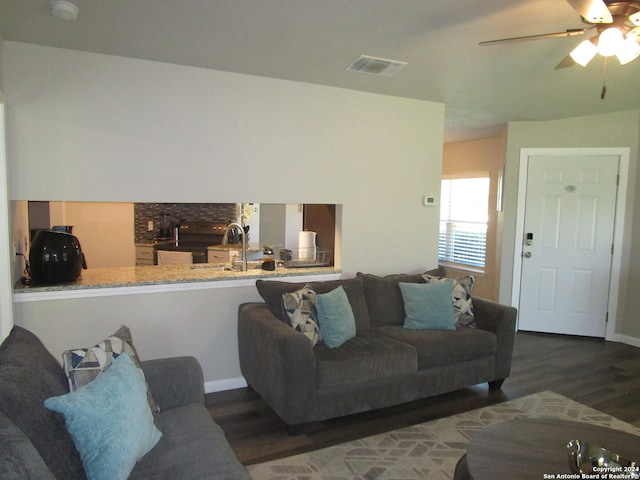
xmin=140 ymin=356 xmax=205 ymax=411
xmin=238 ymin=303 xmax=316 ymax=425
xmin=472 ymin=297 xmax=517 ymax=381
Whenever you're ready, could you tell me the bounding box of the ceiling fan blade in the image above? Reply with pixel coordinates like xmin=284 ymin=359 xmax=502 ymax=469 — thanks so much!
xmin=479 ymin=29 xmax=588 ymax=46
xmin=555 ymin=54 xmax=577 ymax=69
xmin=566 ymin=0 xmax=613 ymax=23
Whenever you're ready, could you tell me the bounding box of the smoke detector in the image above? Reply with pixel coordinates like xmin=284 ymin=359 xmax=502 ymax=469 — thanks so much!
xmin=50 ymin=0 xmax=79 ymax=22
xmin=346 ymin=55 xmax=407 ymax=77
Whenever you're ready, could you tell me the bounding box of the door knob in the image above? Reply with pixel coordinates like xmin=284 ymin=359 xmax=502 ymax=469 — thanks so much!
xmin=522 ymin=251 xmax=532 ymax=258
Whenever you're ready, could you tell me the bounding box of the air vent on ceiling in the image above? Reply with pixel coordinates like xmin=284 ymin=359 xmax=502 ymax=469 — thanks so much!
xmin=346 ymin=55 xmax=407 ymax=77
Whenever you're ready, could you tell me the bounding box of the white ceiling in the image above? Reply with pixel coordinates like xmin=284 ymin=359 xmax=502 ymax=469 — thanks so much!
xmin=1 ymin=0 xmax=639 ymax=142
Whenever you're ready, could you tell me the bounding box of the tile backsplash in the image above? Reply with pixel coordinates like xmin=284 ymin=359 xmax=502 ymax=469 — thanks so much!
xmin=134 ymin=203 xmax=236 ymax=243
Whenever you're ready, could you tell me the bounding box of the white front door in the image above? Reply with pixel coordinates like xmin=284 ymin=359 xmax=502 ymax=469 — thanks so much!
xmin=518 ymin=153 xmax=618 ymax=337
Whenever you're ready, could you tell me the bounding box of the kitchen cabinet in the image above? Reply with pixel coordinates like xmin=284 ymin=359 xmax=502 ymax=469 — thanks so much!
xmin=208 ymin=245 xmax=264 ymax=264
xmin=207 ymin=248 xmax=238 ymax=264
xmin=135 ymin=244 xmax=155 ymax=266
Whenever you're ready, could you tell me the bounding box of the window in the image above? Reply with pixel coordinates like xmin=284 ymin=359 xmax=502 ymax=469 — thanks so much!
xmin=439 ymin=175 xmax=490 ymax=268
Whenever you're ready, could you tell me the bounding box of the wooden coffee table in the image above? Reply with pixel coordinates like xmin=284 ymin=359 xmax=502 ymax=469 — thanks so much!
xmin=455 ymin=418 xmax=640 ymax=480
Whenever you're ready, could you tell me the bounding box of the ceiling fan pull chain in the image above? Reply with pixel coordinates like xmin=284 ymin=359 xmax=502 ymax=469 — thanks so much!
xmin=601 ymin=57 xmax=608 ymax=100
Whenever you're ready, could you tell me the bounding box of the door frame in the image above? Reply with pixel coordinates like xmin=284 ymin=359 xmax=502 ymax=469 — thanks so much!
xmin=511 ymin=147 xmax=630 ymax=341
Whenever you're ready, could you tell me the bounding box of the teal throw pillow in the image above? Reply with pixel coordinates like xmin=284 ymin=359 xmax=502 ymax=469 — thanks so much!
xmin=400 ymin=281 xmax=455 ymax=330
xmin=317 ymin=286 xmax=356 ymax=348
xmin=44 ymin=353 xmax=162 ymax=480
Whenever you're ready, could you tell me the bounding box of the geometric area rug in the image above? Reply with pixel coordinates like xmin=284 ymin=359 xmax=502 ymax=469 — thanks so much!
xmin=248 ymin=391 xmax=640 ymax=480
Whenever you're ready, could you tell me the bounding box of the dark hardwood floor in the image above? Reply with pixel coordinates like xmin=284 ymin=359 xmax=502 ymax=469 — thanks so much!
xmin=205 ymin=331 xmax=640 ymax=465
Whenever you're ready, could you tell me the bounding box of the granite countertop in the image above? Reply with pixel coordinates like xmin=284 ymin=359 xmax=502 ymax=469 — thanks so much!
xmin=14 ymin=264 xmax=340 ymax=293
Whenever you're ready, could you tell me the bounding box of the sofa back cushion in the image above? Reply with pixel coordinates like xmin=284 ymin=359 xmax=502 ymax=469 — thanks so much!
xmin=357 ymin=268 xmax=447 ymax=327
xmin=256 ymin=277 xmax=370 ymax=330
xmin=0 ymin=326 xmax=86 ymax=480
xmin=357 ymin=272 xmax=425 ymax=327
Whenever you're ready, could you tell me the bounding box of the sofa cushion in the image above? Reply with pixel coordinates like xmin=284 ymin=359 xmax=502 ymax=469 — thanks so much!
xmin=256 ymin=277 xmax=370 ymax=330
xmin=283 ymin=284 xmax=320 ymax=346
xmin=130 ymin=403 xmax=250 ymax=480
xmin=0 ymin=326 xmax=86 ymax=480
xmin=357 ymin=272 xmax=425 ymax=327
xmin=62 ymin=325 xmax=160 ymax=414
xmin=45 ymin=353 xmax=162 ymax=480
xmin=400 ymin=281 xmax=455 ymax=331
xmin=317 ymin=286 xmax=357 ymax=348
xmin=0 ymin=413 xmax=56 ymax=480
xmin=314 ymin=330 xmax=417 ymax=389
xmin=373 ymin=326 xmax=497 ymax=370
xmin=423 ymin=274 xmax=476 ymax=327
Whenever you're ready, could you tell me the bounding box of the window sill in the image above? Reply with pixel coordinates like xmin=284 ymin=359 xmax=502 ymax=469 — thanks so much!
xmin=438 ymin=262 xmax=486 ymax=277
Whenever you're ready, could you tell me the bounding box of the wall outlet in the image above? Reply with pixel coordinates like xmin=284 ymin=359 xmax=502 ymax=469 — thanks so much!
xmin=147 ymin=220 xmax=154 ymax=231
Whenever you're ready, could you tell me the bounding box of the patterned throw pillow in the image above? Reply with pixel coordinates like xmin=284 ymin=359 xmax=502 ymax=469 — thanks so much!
xmin=283 ymin=284 xmax=321 ymax=346
xmin=422 ymin=274 xmax=476 ymax=327
xmin=62 ymin=325 xmax=160 ymax=414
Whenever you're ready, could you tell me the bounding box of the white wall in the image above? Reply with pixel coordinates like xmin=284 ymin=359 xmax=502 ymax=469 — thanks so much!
xmin=4 ymin=41 xmax=444 ymax=277
xmin=13 ymin=285 xmax=265 ymax=392
xmin=0 ymin=100 xmax=13 ymax=342
xmin=0 ymin=32 xmax=12 ymax=341
xmin=4 ymin=42 xmax=445 ymax=388
xmin=499 ymin=110 xmax=640 ymax=340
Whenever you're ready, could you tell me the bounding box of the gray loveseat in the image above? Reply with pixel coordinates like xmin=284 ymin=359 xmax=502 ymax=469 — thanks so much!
xmin=0 ymin=325 xmax=250 ymax=480
xmin=238 ymin=270 xmax=517 ymax=428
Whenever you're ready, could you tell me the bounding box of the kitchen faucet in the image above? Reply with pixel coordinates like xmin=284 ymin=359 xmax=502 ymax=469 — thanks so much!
xmin=222 ymin=222 xmax=247 ymax=272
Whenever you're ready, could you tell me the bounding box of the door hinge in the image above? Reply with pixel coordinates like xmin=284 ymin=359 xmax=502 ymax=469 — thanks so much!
xmin=606 ymin=312 xmax=609 ymax=323
xmin=611 ymin=244 xmax=614 ymax=255
xmin=617 ymin=174 xmax=620 ymax=186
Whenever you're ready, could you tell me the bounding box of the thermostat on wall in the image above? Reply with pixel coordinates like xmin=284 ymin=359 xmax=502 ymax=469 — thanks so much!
xmin=423 ymin=195 xmax=437 ymax=207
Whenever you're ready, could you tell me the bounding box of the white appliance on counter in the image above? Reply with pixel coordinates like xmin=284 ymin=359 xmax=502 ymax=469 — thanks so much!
xmin=298 ymin=230 xmax=317 ymax=259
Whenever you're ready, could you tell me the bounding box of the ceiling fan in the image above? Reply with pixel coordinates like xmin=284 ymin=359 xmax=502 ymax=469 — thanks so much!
xmin=480 ymin=0 xmax=640 ymax=69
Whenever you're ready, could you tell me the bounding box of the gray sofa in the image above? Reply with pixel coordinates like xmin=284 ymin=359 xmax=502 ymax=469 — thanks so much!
xmin=238 ymin=270 xmax=517 ymax=428
xmin=0 ymin=325 xmax=250 ymax=480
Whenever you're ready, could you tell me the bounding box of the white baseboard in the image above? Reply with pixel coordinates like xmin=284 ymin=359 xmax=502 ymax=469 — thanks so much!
xmin=610 ymin=333 xmax=640 ymax=348
xmin=204 ymin=376 xmax=248 ymax=394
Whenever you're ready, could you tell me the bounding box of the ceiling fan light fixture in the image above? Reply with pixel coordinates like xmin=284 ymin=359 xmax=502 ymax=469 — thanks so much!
xmin=566 ymin=0 xmax=613 ymax=23
xmin=616 ymin=36 xmax=640 ymax=64
xmin=627 ymin=26 xmax=640 ymax=41
xmin=570 ymin=39 xmax=598 ymax=66
xmin=597 ymin=27 xmax=624 ymax=56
